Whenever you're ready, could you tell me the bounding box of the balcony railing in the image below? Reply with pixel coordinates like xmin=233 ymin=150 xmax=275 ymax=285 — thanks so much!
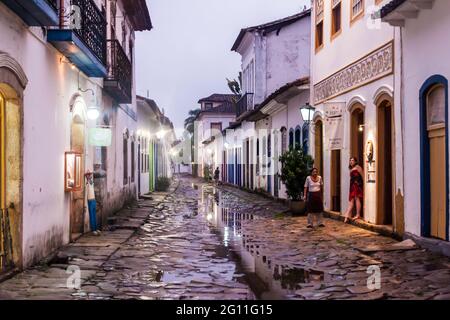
xmin=46 ymin=0 xmax=58 ymax=10
xmin=236 ymin=93 xmax=254 ymax=118
xmin=47 ymin=0 xmax=107 ymax=77
xmin=66 ymin=0 xmax=107 ymax=66
xmin=1 ymin=0 xmax=59 ymax=26
xmin=104 ymin=40 xmax=132 ymax=104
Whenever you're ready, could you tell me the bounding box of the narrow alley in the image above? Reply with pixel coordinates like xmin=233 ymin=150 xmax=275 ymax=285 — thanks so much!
xmin=1 ymin=175 xmax=450 ymax=300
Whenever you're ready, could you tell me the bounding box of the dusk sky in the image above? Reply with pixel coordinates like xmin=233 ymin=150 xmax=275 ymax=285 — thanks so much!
xmin=136 ymin=0 xmax=310 ymax=137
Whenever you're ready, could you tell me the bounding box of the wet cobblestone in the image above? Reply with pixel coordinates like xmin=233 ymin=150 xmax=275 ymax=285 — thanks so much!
xmin=1 ymin=175 xmax=450 ymax=300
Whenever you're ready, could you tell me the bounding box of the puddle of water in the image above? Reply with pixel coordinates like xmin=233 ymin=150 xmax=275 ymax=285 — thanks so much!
xmin=198 ymin=185 xmax=318 ymax=300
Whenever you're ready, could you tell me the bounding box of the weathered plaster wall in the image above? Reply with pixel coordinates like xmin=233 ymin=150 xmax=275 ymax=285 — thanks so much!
xmin=0 ymin=1 xmax=139 ymax=267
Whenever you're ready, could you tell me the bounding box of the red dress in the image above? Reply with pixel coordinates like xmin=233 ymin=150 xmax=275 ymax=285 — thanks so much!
xmin=349 ymin=169 xmax=363 ymax=201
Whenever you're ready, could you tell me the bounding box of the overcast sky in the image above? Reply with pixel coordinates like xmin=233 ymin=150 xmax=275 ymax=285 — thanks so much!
xmin=136 ymin=0 xmax=310 ymax=137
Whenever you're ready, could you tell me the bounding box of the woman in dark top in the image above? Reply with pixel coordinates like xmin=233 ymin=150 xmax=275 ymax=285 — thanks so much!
xmin=344 ymin=157 xmax=364 ymax=223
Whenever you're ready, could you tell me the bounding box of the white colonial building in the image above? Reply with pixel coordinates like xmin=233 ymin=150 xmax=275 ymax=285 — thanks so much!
xmin=309 ymin=0 xmax=404 ymax=233
xmin=0 ymin=0 xmax=152 ymax=272
xmin=381 ymin=0 xmax=450 ymax=249
xmin=194 ymin=94 xmax=238 ymax=179
xmin=136 ymin=95 xmax=175 ymax=196
xmin=223 ymin=9 xmax=311 ymax=198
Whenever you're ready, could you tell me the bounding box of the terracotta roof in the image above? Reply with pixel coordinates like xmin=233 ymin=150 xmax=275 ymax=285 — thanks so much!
xmin=198 ymin=94 xmax=240 ymax=104
xmin=231 ymin=9 xmax=311 ymax=51
xmin=123 ymin=0 xmax=153 ymax=31
xmin=257 ymin=77 xmax=310 ymax=111
xmin=197 ymin=101 xmax=236 ymax=118
xmin=137 ymin=95 xmax=161 ymax=117
xmin=380 ymin=0 xmax=407 ymax=18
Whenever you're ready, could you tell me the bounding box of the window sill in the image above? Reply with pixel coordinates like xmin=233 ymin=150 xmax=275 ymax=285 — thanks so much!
xmin=330 ymin=29 xmax=342 ymax=42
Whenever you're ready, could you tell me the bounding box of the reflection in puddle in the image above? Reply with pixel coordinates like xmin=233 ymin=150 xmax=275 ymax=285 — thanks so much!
xmin=199 ymin=185 xmax=320 ymax=300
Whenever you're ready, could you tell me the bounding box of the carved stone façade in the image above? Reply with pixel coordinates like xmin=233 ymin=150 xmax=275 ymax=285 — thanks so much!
xmin=314 ymin=42 xmax=394 ymax=104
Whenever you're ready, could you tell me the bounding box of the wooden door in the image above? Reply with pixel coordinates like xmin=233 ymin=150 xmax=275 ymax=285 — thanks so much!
xmin=429 ymin=125 xmax=446 ymax=239
xmin=71 ymin=120 xmax=85 ymax=237
xmin=377 ymin=101 xmax=393 ymax=225
xmin=314 ymin=120 xmax=324 ymax=177
xmin=330 ymin=150 xmax=341 ymax=212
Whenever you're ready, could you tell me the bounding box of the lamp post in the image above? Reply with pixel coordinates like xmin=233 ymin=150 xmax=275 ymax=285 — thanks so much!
xmin=300 ymin=102 xmax=315 ymax=123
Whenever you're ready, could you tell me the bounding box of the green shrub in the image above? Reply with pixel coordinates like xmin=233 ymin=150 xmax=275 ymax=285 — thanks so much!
xmin=155 ymin=177 xmax=171 ymax=191
xmin=203 ymin=165 xmax=212 ymax=181
xmin=279 ymin=147 xmax=314 ymax=201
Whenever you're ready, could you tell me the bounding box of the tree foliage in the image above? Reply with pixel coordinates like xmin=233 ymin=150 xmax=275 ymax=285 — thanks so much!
xmin=279 ymin=148 xmax=314 ymax=201
xmin=184 ymin=108 xmax=201 ymax=134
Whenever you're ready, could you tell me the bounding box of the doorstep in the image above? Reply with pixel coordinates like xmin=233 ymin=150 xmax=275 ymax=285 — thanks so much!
xmin=324 ymin=210 xmax=402 ymax=240
xmin=404 ymin=232 xmax=450 ymax=258
xmin=216 ymin=180 xmax=402 ymax=240
xmin=218 ymin=181 xmax=289 ymax=205
xmin=0 ymin=268 xmax=19 ymax=284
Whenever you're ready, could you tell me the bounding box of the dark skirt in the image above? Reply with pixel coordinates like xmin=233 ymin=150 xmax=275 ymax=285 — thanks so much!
xmin=307 ymin=191 xmax=324 ymax=213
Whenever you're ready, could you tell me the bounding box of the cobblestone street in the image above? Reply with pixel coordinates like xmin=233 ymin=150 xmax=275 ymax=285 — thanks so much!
xmin=1 ymin=175 xmax=450 ymax=300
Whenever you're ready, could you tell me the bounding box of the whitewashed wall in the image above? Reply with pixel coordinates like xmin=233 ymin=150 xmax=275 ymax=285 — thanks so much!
xmin=0 ymin=0 xmax=140 ymax=267
xmin=398 ymin=0 xmax=450 ymax=237
xmin=310 ymin=0 xmax=396 ymax=224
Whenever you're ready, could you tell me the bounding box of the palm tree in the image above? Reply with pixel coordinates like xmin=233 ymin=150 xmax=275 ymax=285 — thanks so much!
xmin=184 ymin=108 xmax=201 ymax=134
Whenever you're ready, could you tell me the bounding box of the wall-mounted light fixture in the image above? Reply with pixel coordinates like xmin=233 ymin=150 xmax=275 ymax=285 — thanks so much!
xmin=77 ymin=72 xmax=100 ymax=120
xmin=359 ymin=124 xmax=365 ymax=132
xmin=60 ymin=57 xmax=75 ymax=70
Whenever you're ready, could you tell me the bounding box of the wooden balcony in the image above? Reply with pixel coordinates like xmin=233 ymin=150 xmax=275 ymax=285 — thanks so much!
xmin=236 ymin=93 xmax=254 ymax=118
xmin=0 ymin=0 xmax=59 ymax=26
xmin=104 ymin=40 xmax=132 ymax=104
xmin=47 ymin=0 xmax=107 ymax=77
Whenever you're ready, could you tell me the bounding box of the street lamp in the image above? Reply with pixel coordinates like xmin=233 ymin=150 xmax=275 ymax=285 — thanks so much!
xmin=156 ymin=130 xmax=166 ymax=139
xmin=87 ymin=105 xmax=100 ymax=120
xmin=300 ymin=102 xmax=315 ymax=123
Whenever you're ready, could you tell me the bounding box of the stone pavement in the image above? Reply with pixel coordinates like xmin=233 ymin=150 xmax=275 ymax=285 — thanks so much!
xmin=0 ymin=175 xmax=450 ymax=300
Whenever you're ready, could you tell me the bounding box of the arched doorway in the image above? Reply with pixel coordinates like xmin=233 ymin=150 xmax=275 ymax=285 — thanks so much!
xmin=70 ymin=98 xmax=86 ymax=239
xmin=350 ymin=105 xmax=365 ymax=166
xmin=377 ymin=96 xmax=394 ymax=225
xmin=349 ymin=103 xmax=365 ymax=218
xmin=0 ymin=55 xmax=27 ymax=272
xmin=330 ymin=149 xmax=341 ymax=212
xmin=273 ymin=130 xmax=279 ymax=198
xmin=420 ymin=76 xmax=449 ymax=241
xmin=0 ymin=89 xmax=21 ymax=272
xmin=314 ymin=119 xmax=324 ymax=178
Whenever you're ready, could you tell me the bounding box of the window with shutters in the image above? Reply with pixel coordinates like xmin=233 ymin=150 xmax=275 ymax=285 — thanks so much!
xmin=351 ymin=0 xmax=364 ymax=23
xmin=315 ymin=0 xmax=324 ymax=51
xmin=331 ymin=0 xmax=342 ymax=40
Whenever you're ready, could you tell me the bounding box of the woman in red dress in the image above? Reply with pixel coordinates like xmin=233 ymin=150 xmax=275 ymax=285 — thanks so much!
xmin=344 ymin=157 xmax=364 ymax=223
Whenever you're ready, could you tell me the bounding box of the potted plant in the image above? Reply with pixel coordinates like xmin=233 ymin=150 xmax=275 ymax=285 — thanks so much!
xmin=279 ymin=147 xmax=314 ymax=215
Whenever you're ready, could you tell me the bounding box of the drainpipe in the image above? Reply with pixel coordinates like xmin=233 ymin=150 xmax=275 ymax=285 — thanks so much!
xmin=59 ymin=0 xmax=64 ymax=28
xmin=399 ymin=26 xmax=406 ymax=234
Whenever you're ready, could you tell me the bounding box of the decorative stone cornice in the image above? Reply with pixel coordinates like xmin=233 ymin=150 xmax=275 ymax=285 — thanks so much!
xmin=0 ymin=52 xmax=28 ymax=88
xmin=314 ymin=42 xmax=394 ymax=104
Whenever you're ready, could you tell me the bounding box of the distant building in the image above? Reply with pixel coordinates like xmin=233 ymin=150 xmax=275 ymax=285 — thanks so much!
xmin=137 ymin=96 xmax=175 ymax=195
xmin=220 ymin=9 xmax=311 ymax=197
xmin=195 ymin=94 xmax=239 ymax=178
